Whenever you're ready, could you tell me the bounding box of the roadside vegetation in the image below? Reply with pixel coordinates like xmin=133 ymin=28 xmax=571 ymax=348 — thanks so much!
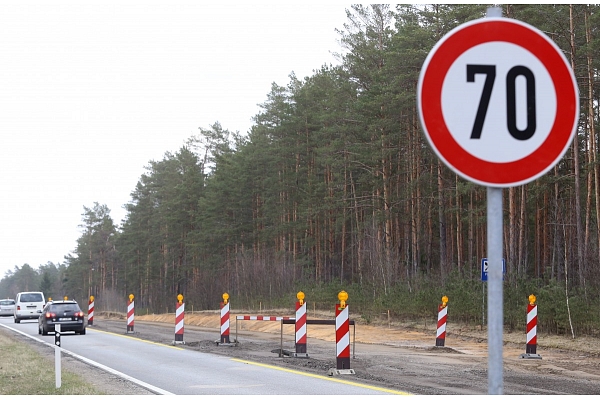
xmin=0 ymin=333 xmax=105 ymax=395
xmin=258 ymin=275 xmax=599 ymax=337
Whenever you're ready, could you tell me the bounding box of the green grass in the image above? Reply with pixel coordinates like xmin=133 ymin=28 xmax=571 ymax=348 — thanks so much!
xmin=0 ymin=333 xmax=106 ymax=395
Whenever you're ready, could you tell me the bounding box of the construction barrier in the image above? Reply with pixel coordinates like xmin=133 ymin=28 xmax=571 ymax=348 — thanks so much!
xmin=88 ymin=296 xmax=94 ymax=326
xmin=174 ymin=294 xmax=185 ymax=344
xmin=127 ymin=294 xmax=135 ymax=333
xmin=219 ymin=293 xmax=232 ymax=345
xmin=436 ymin=296 xmax=449 ymax=347
xmin=235 ymin=314 xmax=358 ymax=360
xmin=237 ymin=315 xmax=291 ymax=321
xmin=281 ymin=318 xmax=356 ymax=359
xmin=295 ymin=291 xmax=308 ymax=357
xmin=235 ymin=315 xmax=291 ymax=353
xmin=520 ymin=294 xmax=542 ymax=359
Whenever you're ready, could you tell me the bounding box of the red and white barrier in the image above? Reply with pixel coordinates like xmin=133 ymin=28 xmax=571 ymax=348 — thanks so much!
xmin=220 ymin=300 xmax=231 ymax=344
xmin=234 ymin=315 xmax=292 ymax=348
xmin=236 ymin=315 xmax=291 ymax=321
xmin=335 ymin=303 xmax=351 ymax=370
xmin=436 ymin=304 xmax=448 ymax=346
xmin=127 ymin=296 xmax=135 ymax=333
xmin=88 ymin=296 xmax=94 ymax=326
xmin=174 ymin=300 xmax=185 ymax=344
xmin=295 ymin=300 xmax=307 ymax=356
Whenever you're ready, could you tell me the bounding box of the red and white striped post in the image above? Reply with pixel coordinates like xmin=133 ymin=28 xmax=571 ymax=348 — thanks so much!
xmin=526 ymin=294 xmax=537 ymax=354
xmin=174 ymin=294 xmax=185 ymax=344
xmin=219 ymin=292 xmax=231 ymax=345
xmin=294 ymin=291 xmax=308 ymax=357
xmin=127 ymin=294 xmax=135 ymax=333
xmin=87 ymin=295 xmax=94 ymax=326
xmin=519 ymin=293 xmax=543 ymax=359
xmin=335 ymin=290 xmax=351 ymax=371
xmin=436 ymin=295 xmax=449 ymax=347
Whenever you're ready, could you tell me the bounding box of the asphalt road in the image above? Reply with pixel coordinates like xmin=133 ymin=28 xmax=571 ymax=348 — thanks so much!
xmin=0 ymin=317 xmax=404 ymax=395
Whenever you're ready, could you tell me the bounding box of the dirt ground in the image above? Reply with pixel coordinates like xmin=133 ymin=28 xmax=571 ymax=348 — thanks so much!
xmin=66 ymin=309 xmax=600 ymax=395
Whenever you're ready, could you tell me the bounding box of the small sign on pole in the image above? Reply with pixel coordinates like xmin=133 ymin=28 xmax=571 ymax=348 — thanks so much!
xmin=481 ymin=258 xmax=506 ymax=282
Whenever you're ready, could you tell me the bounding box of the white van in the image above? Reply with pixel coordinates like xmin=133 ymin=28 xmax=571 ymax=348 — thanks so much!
xmin=14 ymin=291 xmax=46 ymax=323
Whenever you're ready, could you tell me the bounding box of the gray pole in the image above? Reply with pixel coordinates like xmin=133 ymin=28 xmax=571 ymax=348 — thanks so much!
xmin=485 ymin=7 xmax=504 ymax=396
xmin=487 ymin=187 xmax=503 ymax=394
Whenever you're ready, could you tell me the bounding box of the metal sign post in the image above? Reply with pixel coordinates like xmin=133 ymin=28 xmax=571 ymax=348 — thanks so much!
xmin=487 ymin=186 xmax=503 ymax=394
xmin=485 ymin=7 xmax=504 ymax=395
xmin=55 ymin=323 xmax=61 ymax=389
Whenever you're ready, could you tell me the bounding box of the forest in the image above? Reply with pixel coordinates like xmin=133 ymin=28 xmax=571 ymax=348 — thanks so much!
xmin=2 ymin=4 xmax=600 ymax=337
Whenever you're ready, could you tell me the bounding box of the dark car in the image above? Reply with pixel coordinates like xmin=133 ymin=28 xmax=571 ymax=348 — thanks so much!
xmin=38 ymin=300 xmax=86 ymax=335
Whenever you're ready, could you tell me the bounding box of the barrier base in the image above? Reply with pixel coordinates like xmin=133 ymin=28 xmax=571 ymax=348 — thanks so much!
xmin=519 ymin=353 xmax=542 ymax=359
xmin=327 ymin=368 xmax=356 ymax=376
xmin=293 ymin=352 xmax=309 ymax=358
xmin=172 ymin=341 xmax=185 ymax=345
xmin=216 ymin=340 xmax=236 ymax=347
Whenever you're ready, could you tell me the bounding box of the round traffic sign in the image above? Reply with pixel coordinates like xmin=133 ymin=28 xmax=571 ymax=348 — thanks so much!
xmin=417 ymin=17 xmax=579 ymax=187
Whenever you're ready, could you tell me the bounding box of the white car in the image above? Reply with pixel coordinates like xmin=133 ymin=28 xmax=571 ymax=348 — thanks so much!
xmin=14 ymin=292 xmax=46 ymax=323
xmin=0 ymin=299 xmax=15 ymax=317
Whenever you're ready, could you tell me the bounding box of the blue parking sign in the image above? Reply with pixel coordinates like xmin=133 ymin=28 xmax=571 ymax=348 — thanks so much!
xmin=481 ymin=258 xmax=506 ymax=282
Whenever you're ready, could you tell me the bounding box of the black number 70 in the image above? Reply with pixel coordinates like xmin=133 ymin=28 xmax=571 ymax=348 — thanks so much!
xmin=467 ymin=64 xmax=536 ymax=140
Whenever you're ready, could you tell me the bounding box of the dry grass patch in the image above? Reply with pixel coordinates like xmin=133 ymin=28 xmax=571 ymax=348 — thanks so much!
xmin=0 ymin=333 xmax=106 ymax=395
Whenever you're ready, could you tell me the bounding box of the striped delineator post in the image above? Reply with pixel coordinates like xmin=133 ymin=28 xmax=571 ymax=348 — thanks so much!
xmin=436 ymin=296 xmax=449 ymax=347
xmin=127 ymin=294 xmax=135 ymax=333
xmin=219 ymin=292 xmax=232 ymax=345
xmin=174 ymin=294 xmax=185 ymax=344
xmin=526 ymin=303 xmax=537 ymax=353
xmin=88 ymin=296 xmax=94 ymax=326
xmin=335 ymin=303 xmax=350 ymax=369
xmin=295 ymin=291 xmax=308 ymax=357
xmin=520 ymin=294 xmax=542 ymax=359
xmin=332 ymin=290 xmax=354 ymax=374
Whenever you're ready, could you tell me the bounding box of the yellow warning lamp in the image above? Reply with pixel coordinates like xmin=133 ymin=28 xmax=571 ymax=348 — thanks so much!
xmin=177 ymin=294 xmax=184 ymax=304
xmin=338 ymin=290 xmax=348 ymax=309
xmin=48 ymin=297 xmax=52 ymax=302
xmin=129 ymin=294 xmax=134 ymax=302
xmin=529 ymin=294 xmax=536 ymax=306
xmin=64 ymin=296 xmax=68 ymax=301
xmin=441 ymin=295 xmax=449 ymax=308
xmin=297 ymin=291 xmax=305 ymax=306
xmin=90 ymin=295 xmax=94 ymax=302
xmin=223 ymin=292 xmax=229 ymax=305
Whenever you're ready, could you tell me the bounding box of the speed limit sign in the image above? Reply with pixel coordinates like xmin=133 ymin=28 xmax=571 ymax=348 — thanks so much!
xmin=418 ymin=17 xmax=579 ymax=187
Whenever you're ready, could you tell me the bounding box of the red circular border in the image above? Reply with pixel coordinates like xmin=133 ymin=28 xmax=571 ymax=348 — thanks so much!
xmin=419 ymin=19 xmax=578 ymax=186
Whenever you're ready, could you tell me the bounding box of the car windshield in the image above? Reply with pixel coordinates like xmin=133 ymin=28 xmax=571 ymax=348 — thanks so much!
xmin=1 ymin=300 xmax=14 ymax=305
xmin=50 ymin=303 xmax=81 ymax=313
xmin=21 ymin=293 xmax=43 ymax=302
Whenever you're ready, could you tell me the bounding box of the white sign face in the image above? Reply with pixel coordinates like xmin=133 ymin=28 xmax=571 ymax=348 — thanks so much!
xmin=418 ymin=18 xmax=579 ymax=187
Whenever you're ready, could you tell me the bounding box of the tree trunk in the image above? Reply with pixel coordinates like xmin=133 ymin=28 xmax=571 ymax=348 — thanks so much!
xmin=585 ymin=7 xmax=600 ymax=272
xmin=438 ymin=161 xmax=447 ymax=284
xmin=569 ymin=4 xmax=584 ymax=286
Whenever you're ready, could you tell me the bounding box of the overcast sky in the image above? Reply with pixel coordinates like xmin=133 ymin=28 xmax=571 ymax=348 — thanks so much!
xmin=0 ymin=1 xmax=352 ymax=279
